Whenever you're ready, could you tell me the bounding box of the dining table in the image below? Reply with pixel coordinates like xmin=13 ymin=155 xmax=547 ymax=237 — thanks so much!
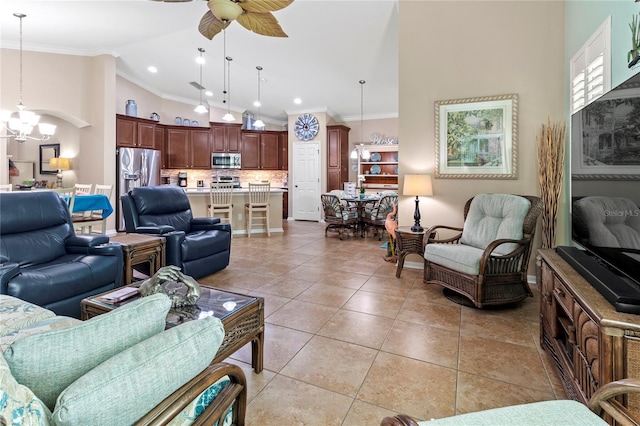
xmin=342 ymin=195 xmax=379 ymax=237
xmin=63 ymin=194 xmax=114 ymax=218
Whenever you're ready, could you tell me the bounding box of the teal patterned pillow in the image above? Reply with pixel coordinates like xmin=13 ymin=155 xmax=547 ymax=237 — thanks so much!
xmin=166 ymin=376 xmax=232 ymax=426
xmin=0 ymin=353 xmax=52 ymax=426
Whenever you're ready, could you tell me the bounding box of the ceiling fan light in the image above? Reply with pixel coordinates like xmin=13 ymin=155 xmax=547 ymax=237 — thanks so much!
xmin=253 ymin=119 xmax=265 ymax=128
xmin=194 ymin=104 xmax=208 ymax=114
xmin=222 ymin=112 xmax=235 ymax=122
xmin=209 ymin=0 xmax=243 ymax=22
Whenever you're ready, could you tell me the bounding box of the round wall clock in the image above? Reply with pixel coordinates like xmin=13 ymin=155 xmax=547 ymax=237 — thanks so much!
xmin=294 ymin=113 xmax=319 ymax=141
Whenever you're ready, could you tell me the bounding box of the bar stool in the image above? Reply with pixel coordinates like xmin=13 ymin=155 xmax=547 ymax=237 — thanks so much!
xmin=208 ymin=182 xmax=234 ymax=224
xmin=245 ymin=182 xmax=270 ymax=237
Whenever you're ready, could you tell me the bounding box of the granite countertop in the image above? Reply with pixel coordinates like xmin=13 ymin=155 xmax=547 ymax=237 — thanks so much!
xmin=184 ymin=187 xmax=287 ymax=194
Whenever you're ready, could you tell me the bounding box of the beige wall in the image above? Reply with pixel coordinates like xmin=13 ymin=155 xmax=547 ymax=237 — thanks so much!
xmin=399 ymin=1 xmax=565 ymax=269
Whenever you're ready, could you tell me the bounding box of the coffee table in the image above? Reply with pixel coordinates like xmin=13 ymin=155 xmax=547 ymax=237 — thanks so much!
xmin=81 ymin=284 xmax=264 ymax=373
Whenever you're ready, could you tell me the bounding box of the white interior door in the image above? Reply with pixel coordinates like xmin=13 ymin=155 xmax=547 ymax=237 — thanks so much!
xmin=292 ymin=141 xmax=321 ymax=221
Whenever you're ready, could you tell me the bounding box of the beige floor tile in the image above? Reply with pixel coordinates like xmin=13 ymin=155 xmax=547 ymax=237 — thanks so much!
xmin=260 ymin=323 xmax=313 ymax=373
xmin=458 ymin=335 xmax=553 ymax=393
xmin=357 ymin=352 xmax=457 ymax=420
xmin=317 ymin=309 xmax=395 ymax=349
xmin=455 ymin=371 xmax=555 ymax=415
xmin=224 ymin=358 xmax=277 ymax=403
xmin=243 ymin=290 xmax=291 ymax=318
xmin=246 ymin=375 xmax=353 ymax=426
xmin=265 ymin=299 xmax=338 ymax=333
xmin=360 ymin=275 xmax=414 ymax=298
xmin=315 ymin=271 xmax=370 ymax=290
xmin=460 ymin=307 xmax=538 ymax=347
xmin=381 ymin=320 xmax=460 ymax=369
xmin=342 ymin=290 xmax=405 ymax=319
xmin=281 ymin=264 xmax=331 ymax=282
xmin=256 ymin=277 xmax=314 ymax=298
xmin=398 ymin=300 xmax=462 ymax=332
xmin=280 ymin=335 xmax=377 ymax=397
xmin=342 ymin=400 xmax=400 ymax=426
xmin=295 ymin=282 xmax=358 ymax=308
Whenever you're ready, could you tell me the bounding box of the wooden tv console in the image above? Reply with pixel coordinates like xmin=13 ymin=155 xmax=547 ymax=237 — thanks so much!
xmin=538 ymin=249 xmax=640 ymax=417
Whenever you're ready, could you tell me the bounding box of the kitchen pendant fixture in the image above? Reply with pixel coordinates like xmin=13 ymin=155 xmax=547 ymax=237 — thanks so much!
xmin=194 ymin=47 xmax=208 ymax=114
xmin=0 ymin=13 xmax=56 ymax=143
xmin=351 ymin=80 xmax=370 ymax=160
xmin=221 ymin=29 xmax=235 ymax=122
xmin=253 ymin=66 xmax=265 ymax=129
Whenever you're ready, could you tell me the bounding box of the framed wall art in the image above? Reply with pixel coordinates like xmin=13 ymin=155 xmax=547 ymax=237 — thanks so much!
xmin=435 ymin=93 xmax=518 ymax=179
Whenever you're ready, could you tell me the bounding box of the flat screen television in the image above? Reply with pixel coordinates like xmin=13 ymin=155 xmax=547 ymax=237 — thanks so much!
xmin=558 ymin=71 xmax=640 ymax=314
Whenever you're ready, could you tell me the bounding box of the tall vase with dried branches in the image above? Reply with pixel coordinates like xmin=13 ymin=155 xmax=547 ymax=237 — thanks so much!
xmin=537 ymin=119 xmax=566 ymax=249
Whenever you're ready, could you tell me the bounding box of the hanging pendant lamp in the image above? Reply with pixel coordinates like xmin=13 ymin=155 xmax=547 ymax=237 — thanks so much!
xmin=253 ymin=66 xmax=265 ymax=129
xmin=194 ymin=47 xmax=208 ymax=114
xmin=350 ymin=80 xmax=370 ymax=160
xmin=221 ymin=30 xmax=235 ymax=122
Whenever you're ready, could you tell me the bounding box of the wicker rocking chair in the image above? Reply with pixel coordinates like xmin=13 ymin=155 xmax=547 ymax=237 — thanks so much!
xmin=321 ymin=193 xmax=358 ymax=240
xmin=423 ymin=194 xmax=542 ymax=308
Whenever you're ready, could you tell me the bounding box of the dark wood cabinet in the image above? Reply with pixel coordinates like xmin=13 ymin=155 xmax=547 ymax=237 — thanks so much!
xmin=282 ymin=191 xmax=288 ymax=219
xmin=154 ymin=126 xmax=166 ymax=167
xmin=211 ymin=123 xmax=241 ymax=153
xmin=279 ymin=133 xmax=288 ymax=170
xmin=116 ymin=115 xmax=158 ymax=149
xmin=327 ymin=125 xmax=350 ymax=192
xmin=166 ymin=127 xmax=211 ymax=169
xmin=240 ymin=131 xmax=285 ymax=170
xmin=538 ymin=249 xmax=640 ymax=416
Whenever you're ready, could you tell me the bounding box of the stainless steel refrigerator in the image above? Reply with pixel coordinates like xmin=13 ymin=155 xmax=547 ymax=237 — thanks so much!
xmin=116 ymin=147 xmax=161 ymax=231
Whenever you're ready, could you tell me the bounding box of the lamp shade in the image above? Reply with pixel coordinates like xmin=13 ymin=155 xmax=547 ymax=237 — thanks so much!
xmin=403 ymin=174 xmax=433 ymax=197
xmin=50 ymin=157 xmax=71 ymax=171
xmin=209 ymin=0 xmax=243 ymax=21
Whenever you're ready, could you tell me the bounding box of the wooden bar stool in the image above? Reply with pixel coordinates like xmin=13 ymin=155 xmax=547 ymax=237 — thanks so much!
xmin=208 ymin=182 xmax=234 ymax=224
xmin=245 ymin=182 xmax=270 ymax=237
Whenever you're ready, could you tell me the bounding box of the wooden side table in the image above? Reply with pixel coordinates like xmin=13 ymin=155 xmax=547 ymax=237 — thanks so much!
xmin=109 ymin=233 xmax=166 ymax=285
xmin=395 ymin=226 xmax=427 ymax=278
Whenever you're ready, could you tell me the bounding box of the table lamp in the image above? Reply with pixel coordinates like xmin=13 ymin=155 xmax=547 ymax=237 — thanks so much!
xmin=403 ymin=174 xmax=433 ymax=232
xmin=49 ymin=157 xmax=71 ymax=188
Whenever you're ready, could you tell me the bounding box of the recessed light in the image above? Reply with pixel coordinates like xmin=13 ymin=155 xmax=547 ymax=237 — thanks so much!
xmin=253 ymin=101 xmax=261 ymax=107
xmin=148 ymin=66 xmax=158 ymax=73
xmin=294 ymin=98 xmax=302 ymax=104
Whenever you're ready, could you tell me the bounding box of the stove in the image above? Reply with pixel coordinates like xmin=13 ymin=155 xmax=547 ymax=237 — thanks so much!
xmin=216 ymin=176 xmax=241 ymax=188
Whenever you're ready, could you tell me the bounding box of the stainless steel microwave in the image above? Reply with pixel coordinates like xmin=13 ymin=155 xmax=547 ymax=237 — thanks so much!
xmin=211 ymin=153 xmax=241 ymax=169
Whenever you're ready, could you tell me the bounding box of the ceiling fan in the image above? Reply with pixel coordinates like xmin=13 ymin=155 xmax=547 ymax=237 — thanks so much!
xmin=155 ymin=0 xmax=294 ymax=40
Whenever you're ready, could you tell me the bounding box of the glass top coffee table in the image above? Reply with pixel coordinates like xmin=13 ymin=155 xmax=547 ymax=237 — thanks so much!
xmin=81 ymin=284 xmax=264 ymax=373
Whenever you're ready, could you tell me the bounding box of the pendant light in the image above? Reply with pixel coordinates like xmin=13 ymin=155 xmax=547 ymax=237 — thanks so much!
xmin=0 ymin=13 xmax=56 ymax=143
xmin=253 ymin=66 xmax=265 ymax=129
xmin=350 ymin=80 xmax=370 ymax=160
xmin=221 ymin=30 xmax=235 ymax=122
xmin=194 ymin=47 xmax=208 ymax=114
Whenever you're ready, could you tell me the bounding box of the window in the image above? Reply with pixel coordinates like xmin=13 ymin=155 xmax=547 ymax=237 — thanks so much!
xmin=570 ymin=16 xmax=611 ymax=113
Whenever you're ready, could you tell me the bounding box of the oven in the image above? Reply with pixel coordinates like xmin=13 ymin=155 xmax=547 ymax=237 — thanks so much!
xmin=211 ymin=153 xmax=241 ymax=169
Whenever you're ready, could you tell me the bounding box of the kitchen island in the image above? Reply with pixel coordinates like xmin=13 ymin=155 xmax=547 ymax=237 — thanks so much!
xmin=185 ymin=187 xmax=286 ymax=236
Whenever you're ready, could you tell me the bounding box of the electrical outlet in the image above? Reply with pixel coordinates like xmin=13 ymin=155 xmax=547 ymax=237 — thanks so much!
xmin=237 ymin=213 xmax=242 ymax=220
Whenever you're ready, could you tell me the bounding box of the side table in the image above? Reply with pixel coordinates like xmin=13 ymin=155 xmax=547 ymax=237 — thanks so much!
xmin=395 ymin=226 xmax=428 ymax=278
xmin=109 ymin=233 xmax=166 ymax=286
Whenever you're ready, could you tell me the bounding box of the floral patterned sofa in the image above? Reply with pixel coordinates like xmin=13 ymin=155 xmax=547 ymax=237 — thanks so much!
xmin=0 ymin=294 xmax=246 ymax=426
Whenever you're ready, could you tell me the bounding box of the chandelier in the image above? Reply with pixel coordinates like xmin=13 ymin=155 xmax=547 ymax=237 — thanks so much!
xmin=1 ymin=13 xmax=56 ymax=143
xmin=350 ymin=80 xmax=370 ymax=160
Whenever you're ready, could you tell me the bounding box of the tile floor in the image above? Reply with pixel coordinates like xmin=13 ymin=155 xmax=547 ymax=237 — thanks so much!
xmin=199 ymin=220 xmax=566 ymax=425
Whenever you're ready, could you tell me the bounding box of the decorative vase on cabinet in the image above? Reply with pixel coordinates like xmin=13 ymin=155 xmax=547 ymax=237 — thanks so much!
xmin=125 ymin=100 xmax=137 ymax=117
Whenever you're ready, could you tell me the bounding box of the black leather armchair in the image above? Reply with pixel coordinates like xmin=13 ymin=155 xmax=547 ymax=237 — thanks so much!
xmin=0 ymin=191 xmax=123 ymax=318
xmin=120 ymin=186 xmax=231 ymax=279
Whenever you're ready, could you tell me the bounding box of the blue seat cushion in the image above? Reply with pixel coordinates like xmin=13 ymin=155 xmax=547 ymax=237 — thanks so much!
xmin=182 ymin=230 xmax=230 ymax=261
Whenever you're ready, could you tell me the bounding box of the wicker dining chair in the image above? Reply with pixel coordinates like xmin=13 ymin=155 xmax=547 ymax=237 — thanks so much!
xmin=321 ymin=193 xmax=358 ymax=240
xmin=423 ymin=193 xmax=542 ymax=308
xmin=364 ymin=193 xmax=398 ymax=240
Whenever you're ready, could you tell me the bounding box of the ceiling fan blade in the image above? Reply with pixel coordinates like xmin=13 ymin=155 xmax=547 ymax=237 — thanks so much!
xmin=238 ymin=0 xmax=294 ymax=13
xmin=199 ymin=10 xmax=228 ymax=40
xmin=236 ymin=12 xmax=288 ymax=37
xmin=152 ymin=0 xmax=193 ymax=2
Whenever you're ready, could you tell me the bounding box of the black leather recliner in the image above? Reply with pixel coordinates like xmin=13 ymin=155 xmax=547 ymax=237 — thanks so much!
xmin=0 ymin=191 xmax=123 ymax=318
xmin=120 ymin=186 xmax=231 ymax=279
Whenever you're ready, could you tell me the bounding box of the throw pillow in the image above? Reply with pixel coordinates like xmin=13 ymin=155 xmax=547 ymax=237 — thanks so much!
xmin=0 ymin=295 xmax=56 ymax=336
xmin=52 ymin=316 xmax=225 ymax=426
xmin=0 ymin=353 xmax=52 ymax=426
xmin=4 ymin=293 xmax=171 ymax=410
xmin=166 ymin=376 xmax=232 ymax=426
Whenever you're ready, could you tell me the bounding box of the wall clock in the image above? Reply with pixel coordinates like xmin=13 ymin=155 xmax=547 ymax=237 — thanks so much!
xmin=294 ymin=113 xmax=319 ymax=141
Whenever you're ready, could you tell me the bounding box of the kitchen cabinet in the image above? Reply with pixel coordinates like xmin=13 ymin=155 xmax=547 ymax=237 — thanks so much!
xmin=116 ymin=114 xmax=157 ymax=149
xmin=279 ymin=133 xmax=288 ymax=170
xmin=240 ymin=131 xmax=284 ymax=170
xmin=154 ymin=126 xmax=166 ymax=167
xmin=327 ymin=125 xmax=350 ymax=191
xmin=211 ymin=123 xmax=241 ymax=153
xmin=166 ymin=127 xmax=211 ymax=169
xmin=538 ymin=249 xmax=640 ymax=415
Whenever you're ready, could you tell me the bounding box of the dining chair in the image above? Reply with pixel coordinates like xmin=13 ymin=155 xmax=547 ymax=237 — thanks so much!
xmin=208 ymin=182 xmax=234 ymax=225
xmin=74 ymin=183 xmax=93 ymax=195
xmin=0 ymin=184 xmax=13 ymax=192
xmin=245 ymin=182 xmax=270 ymax=238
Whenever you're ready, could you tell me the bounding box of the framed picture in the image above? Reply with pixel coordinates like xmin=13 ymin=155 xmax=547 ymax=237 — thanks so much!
xmin=39 ymin=143 xmax=60 ymax=175
xmin=571 ymin=88 xmax=640 ymax=180
xmin=435 ymin=94 xmax=518 ymax=179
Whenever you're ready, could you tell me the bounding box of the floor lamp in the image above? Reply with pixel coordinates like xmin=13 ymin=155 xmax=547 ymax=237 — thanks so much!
xmin=403 ymin=174 xmax=433 ymax=232
xmin=49 ymin=157 xmax=70 ymax=188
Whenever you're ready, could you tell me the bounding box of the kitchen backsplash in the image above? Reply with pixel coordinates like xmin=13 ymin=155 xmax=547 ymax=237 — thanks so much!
xmin=161 ymin=169 xmax=288 ymax=188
